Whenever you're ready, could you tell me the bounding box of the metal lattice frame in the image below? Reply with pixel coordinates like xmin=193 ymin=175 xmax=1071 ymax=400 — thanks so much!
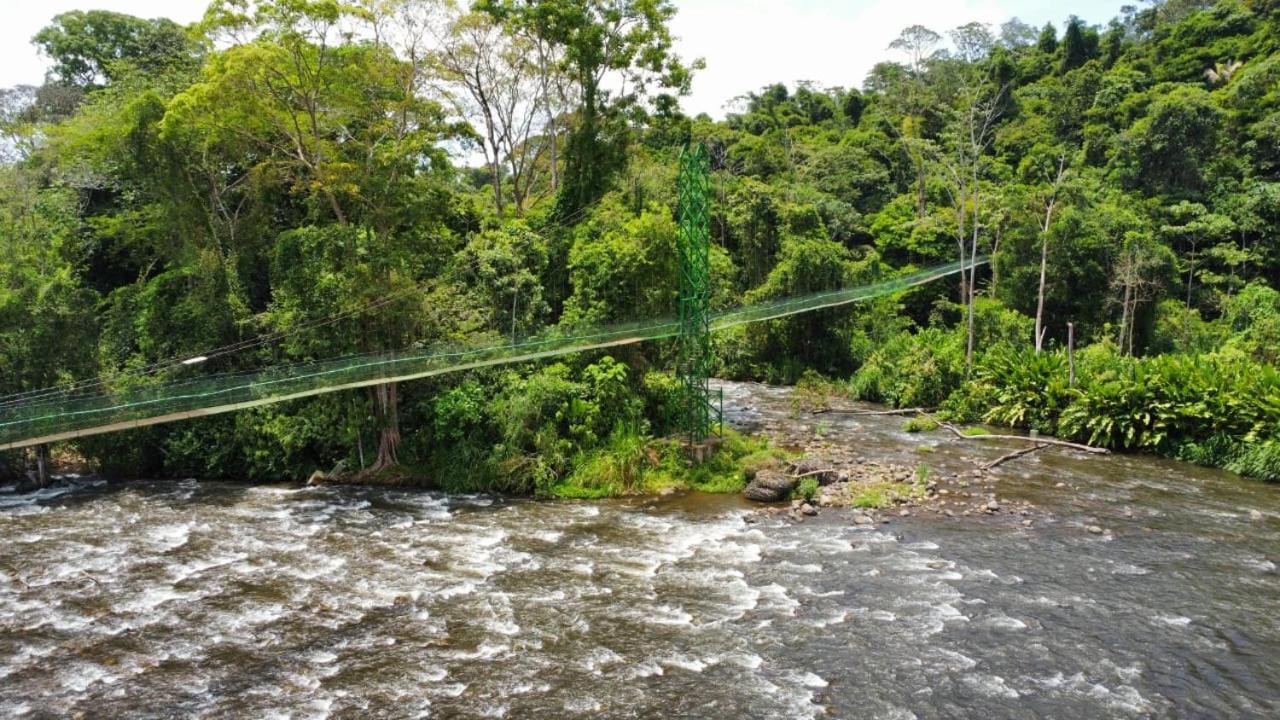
xmin=676 ymin=142 xmax=722 ymax=444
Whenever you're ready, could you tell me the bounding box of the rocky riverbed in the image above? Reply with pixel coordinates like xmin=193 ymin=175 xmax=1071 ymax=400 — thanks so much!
xmin=724 ymin=380 xmax=1158 ymax=538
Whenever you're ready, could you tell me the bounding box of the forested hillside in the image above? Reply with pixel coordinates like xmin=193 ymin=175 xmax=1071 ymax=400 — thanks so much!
xmin=2 ymin=0 xmax=1278 ymax=489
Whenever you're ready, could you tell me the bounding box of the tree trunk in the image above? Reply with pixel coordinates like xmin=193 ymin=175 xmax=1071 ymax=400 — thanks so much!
xmin=965 ymin=168 xmax=980 ymax=370
xmin=1119 ymin=276 xmax=1132 ymax=354
xmin=916 ymin=160 xmax=927 ymax=219
xmin=370 ymin=382 xmax=400 ymax=471
xmin=988 ymin=226 xmax=1002 ymax=297
xmin=1034 ymin=233 xmax=1049 ymax=352
xmin=36 ymin=444 xmax=50 ymax=488
xmin=1068 ymin=322 xmax=1076 ymax=387
xmin=548 ymin=114 xmax=559 ymax=192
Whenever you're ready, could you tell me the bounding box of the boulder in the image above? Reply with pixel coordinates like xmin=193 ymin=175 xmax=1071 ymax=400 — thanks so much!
xmin=742 ymin=469 xmax=797 ymax=503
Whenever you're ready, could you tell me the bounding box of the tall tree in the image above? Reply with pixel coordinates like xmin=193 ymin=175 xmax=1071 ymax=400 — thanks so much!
xmin=34 ymin=10 xmax=198 ymax=88
xmin=434 ymin=8 xmax=547 ymax=216
xmin=485 ymin=0 xmax=695 ymax=220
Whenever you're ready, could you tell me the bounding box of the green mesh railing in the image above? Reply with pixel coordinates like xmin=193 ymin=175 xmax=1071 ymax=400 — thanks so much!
xmin=0 ymin=259 xmax=981 ymax=450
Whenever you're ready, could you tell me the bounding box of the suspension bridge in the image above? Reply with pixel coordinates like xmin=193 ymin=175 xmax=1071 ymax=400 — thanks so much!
xmin=0 ymin=146 xmax=982 ymax=454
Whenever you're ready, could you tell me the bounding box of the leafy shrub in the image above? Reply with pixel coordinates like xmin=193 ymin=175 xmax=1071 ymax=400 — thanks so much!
xmin=976 ymin=346 xmax=1075 ymax=435
xmin=795 ymin=477 xmax=819 ymax=502
xmin=850 ymin=327 xmax=965 ymax=408
xmin=1059 ymin=354 xmax=1280 ymax=457
xmin=1228 ymin=440 xmax=1280 ymax=483
xmin=557 ymin=424 xmax=650 ymax=498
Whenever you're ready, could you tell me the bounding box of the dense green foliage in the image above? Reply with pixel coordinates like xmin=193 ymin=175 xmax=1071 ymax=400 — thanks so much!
xmin=2 ymin=0 xmax=1279 ymax=487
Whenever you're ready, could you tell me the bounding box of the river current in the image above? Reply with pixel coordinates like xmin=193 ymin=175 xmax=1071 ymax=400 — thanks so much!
xmin=1 ymin=381 xmax=1278 ymax=718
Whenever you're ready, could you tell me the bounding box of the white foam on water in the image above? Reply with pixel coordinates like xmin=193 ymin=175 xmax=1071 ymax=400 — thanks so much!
xmin=982 ymin=614 xmax=1028 ymax=631
xmin=777 ymin=561 xmax=823 ymax=574
xmin=60 ymin=662 xmax=115 ymax=693
xmin=563 ymin=696 xmax=603 ymax=713
xmin=1155 ymin=614 xmax=1192 ymax=627
xmin=756 ymin=583 xmax=800 ymax=616
xmin=1110 ymin=562 xmax=1150 ymax=576
xmin=659 ymin=654 xmax=706 ymax=672
xmin=148 ymin=522 xmax=195 ymax=551
xmin=525 ymin=528 xmax=563 ymax=543
xmin=807 ymin=535 xmax=857 ymax=554
xmin=433 ymin=683 xmax=468 ymax=697
xmin=623 ymin=659 xmax=664 ymax=679
xmin=806 ymin=610 xmax=850 ymax=628
xmin=168 ymin=552 xmax=249 ymax=582
xmin=1242 ymin=556 xmax=1276 ymax=572
xmin=580 ymin=647 xmax=624 ymax=673
xmin=727 ymin=652 xmax=764 ymax=670
xmin=434 ymin=581 xmax=478 ymax=599
xmin=800 ymin=671 xmax=828 ymax=688
xmin=931 ymin=648 xmax=978 ymax=671
xmin=644 ymin=604 xmax=693 ymax=626
xmin=446 ymin=641 xmax=509 ymax=661
xmin=121 ymin=585 xmax=194 ymax=614
xmin=486 ymin=618 xmax=521 ymax=636
xmin=962 ymin=673 xmax=1020 ymax=699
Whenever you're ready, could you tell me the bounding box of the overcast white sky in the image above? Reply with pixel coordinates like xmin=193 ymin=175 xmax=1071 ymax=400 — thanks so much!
xmin=1 ymin=0 xmax=1127 ymax=118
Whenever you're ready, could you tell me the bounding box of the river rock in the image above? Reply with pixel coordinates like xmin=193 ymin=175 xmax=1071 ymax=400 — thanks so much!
xmin=986 ymin=500 xmax=1000 ymax=512
xmin=853 ymin=514 xmax=872 ymax=525
xmin=1087 ymin=525 xmax=1104 ymax=535
xmin=800 ymin=503 xmax=817 ymax=516
xmin=1249 ymin=509 xmax=1264 ymax=521
xmin=742 ymin=470 xmax=797 ymax=503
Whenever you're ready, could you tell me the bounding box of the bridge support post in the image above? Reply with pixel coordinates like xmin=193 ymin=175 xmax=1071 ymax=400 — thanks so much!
xmin=675 ymin=142 xmax=722 ymax=454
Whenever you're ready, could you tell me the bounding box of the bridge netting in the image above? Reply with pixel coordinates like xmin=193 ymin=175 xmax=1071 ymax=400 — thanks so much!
xmin=0 ymin=260 xmax=981 ymax=450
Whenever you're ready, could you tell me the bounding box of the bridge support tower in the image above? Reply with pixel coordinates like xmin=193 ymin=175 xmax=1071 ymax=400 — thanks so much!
xmin=675 ymin=142 xmax=722 ymax=453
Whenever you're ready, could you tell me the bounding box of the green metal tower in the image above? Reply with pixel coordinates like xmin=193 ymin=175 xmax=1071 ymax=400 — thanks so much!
xmin=675 ymin=142 xmax=722 ymax=445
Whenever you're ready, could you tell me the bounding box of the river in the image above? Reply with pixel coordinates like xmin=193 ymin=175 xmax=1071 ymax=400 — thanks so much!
xmin=1 ymin=381 xmax=1277 ymax=718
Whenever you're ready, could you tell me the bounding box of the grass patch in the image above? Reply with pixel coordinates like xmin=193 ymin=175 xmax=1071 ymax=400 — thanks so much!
xmin=848 ymin=478 xmax=928 ymax=509
xmin=680 ymin=430 xmax=793 ymax=494
xmin=793 ymin=477 xmax=820 ymax=503
xmin=551 ymin=427 xmax=793 ymax=498
xmin=901 ymin=416 xmax=939 ymax=433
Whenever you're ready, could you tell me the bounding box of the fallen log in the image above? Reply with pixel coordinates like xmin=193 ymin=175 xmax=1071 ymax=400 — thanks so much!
xmin=982 ymin=444 xmax=1049 ymax=470
xmin=812 ymin=407 xmax=936 ymax=416
xmin=919 ymin=412 xmax=1108 ymax=455
xmin=792 ymin=468 xmax=838 ymax=480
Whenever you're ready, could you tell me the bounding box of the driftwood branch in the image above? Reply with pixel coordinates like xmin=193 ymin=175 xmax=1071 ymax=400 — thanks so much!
xmin=792 ymin=468 xmax=837 ymax=480
xmin=982 ymin=444 xmax=1048 ymax=470
xmin=813 ymin=407 xmax=936 ymax=416
xmin=922 ymin=414 xmax=1108 ymax=455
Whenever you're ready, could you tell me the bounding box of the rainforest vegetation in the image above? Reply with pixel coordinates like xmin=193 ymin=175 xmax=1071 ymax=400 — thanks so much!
xmin=2 ymin=0 xmax=1279 ymax=491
